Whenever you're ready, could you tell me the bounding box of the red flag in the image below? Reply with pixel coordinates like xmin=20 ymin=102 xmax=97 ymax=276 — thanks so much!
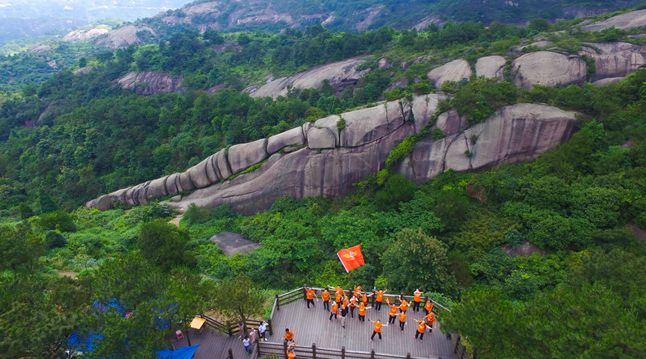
xmin=337 ymin=245 xmax=365 ymax=272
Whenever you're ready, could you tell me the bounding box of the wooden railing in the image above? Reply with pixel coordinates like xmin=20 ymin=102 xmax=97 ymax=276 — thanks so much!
xmin=257 ymin=341 xmax=430 ymax=359
xmin=200 ymin=314 xmax=273 ymax=338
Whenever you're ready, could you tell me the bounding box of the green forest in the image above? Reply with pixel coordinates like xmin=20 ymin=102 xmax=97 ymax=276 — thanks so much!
xmin=0 ymin=4 xmax=645 ymax=359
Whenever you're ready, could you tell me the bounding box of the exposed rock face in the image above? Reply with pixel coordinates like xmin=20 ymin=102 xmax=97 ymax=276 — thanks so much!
xmin=580 ymin=42 xmax=646 ymax=81
xmin=512 ymin=51 xmax=587 ymax=88
xmin=87 ymin=96 xmax=577 ymax=214
xmin=399 ymin=104 xmax=577 ymax=183
xmin=592 ymin=77 xmax=624 ymax=87
xmin=475 ymin=56 xmax=507 ymax=80
xmin=250 ymin=57 xmax=368 ymax=98
xmin=95 ymin=25 xmax=155 ymax=49
xmin=582 ymin=9 xmax=646 ymax=31
xmin=428 ymin=59 xmax=472 ymax=87
xmin=63 ymin=27 xmax=110 ymax=42
xmin=117 ymin=72 xmax=183 ymax=95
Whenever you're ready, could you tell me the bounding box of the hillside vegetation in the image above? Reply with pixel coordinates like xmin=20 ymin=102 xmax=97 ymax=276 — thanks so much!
xmin=0 ymin=6 xmax=645 ymax=359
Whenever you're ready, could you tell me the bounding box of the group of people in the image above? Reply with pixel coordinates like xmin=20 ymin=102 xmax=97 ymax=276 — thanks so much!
xmin=241 ymin=320 xmax=269 ymax=355
xmin=304 ymin=286 xmax=437 ymax=341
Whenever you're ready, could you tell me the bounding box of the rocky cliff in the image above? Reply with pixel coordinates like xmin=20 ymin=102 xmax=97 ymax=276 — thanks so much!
xmin=86 ymin=95 xmax=577 ymax=213
xmin=95 ymin=25 xmax=155 ymax=49
xmin=248 ymin=57 xmax=368 ymax=98
xmin=582 ymin=9 xmax=646 ymax=31
xmin=117 ymin=72 xmax=184 ymax=95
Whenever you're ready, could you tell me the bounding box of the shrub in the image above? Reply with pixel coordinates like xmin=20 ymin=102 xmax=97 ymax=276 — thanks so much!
xmin=37 ymin=211 xmax=76 ymax=232
xmin=137 ymin=220 xmax=193 ymax=270
xmin=374 ymin=174 xmax=416 ymax=210
xmin=44 ymin=230 xmax=67 ymax=249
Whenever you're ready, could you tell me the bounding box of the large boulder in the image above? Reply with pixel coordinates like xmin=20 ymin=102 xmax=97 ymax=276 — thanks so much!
xmin=475 ymin=56 xmax=507 ymax=80
xmin=582 ymin=9 xmax=646 ymax=31
xmin=580 ymin=42 xmax=646 ymax=81
xmin=227 ymin=139 xmax=269 ymax=174
xmin=251 ymin=57 xmax=368 ymax=98
xmin=512 ymin=51 xmax=587 ymax=88
xmin=117 ymin=72 xmax=183 ymax=95
xmin=339 ymin=100 xmax=408 ymax=147
xmin=95 ymin=25 xmax=155 ymax=49
xmin=411 ymin=94 xmax=449 ymax=132
xmin=86 ymin=98 xmax=578 ymax=213
xmin=267 ymin=126 xmax=306 ymax=154
xmin=401 ymin=103 xmax=577 ymax=183
xmin=427 ymin=59 xmax=472 ymax=87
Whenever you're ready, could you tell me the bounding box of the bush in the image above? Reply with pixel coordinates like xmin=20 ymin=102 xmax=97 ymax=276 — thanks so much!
xmin=374 ymin=174 xmax=416 ymax=210
xmin=137 ymin=220 xmax=193 ymax=270
xmin=44 ymin=230 xmax=66 ymax=249
xmin=37 ymin=211 xmax=76 ymax=232
xmin=451 ymin=78 xmax=518 ymax=125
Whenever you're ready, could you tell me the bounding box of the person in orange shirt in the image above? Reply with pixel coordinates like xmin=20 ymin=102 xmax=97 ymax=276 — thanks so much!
xmin=361 ymin=291 xmax=372 ymax=305
xmin=414 ymin=320 xmax=430 ymax=340
xmin=425 ymin=311 xmax=436 ymax=333
xmin=283 ymin=328 xmax=294 ymax=344
xmin=386 ymin=299 xmax=398 ymax=324
xmin=369 ymin=319 xmax=387 ymax=340
xmin=424 ymin=297 xmax=434 ymax=315
xmin=353 ymin=285 xmax=361 ymax=298
xmin=322 ymin=289 xmax=331 ymax=311
xmin=374 ymin=289 xmax=385 ymax=311
xmin=413 ymin=289 xmax=422 ymax=312
xmin=357 ymin=302 xmax=371 ymax=322
xmin=329 ymin=301 xmax=339 ymax=321
xmin=398 ymin=311 xmax=407 ymax=331
xmin=349 ymin=295 xmax=358 ymax=318
xmin=305 ymin=287 xmax=317 ymax=309
xmin=334 ymin=289 xmax=343 ymax=306
xmin=287 ymin=350 xmax=296 ymax=359
xmin=399 ymin=296 xmax=409 ymax=313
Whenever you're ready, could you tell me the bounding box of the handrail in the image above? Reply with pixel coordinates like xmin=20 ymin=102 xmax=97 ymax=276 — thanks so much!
xmin=257 ymin=341 xmax=434 ymax=359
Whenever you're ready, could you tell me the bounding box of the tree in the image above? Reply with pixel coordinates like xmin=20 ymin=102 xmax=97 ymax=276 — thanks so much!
xmin=381 ymin=229 xmax=456 ymax=294
xmin=213 ymin=275 xmax=263 ymax=324
xmin=0 ymin=223 xmax=44 ymax=271
xmin=137 ymin=220 xmax=193 ymax=270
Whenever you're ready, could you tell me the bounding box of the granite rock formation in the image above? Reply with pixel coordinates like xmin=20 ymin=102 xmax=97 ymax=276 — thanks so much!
xmin=95 ymin=25 xmax=155 ymax=49
xmin=87 ymin=96 xmax=577 ymax=213
xmin=249 ymin=57 xmax=368 ymax=98
xmin=475 ymin=56 xmax=507 ymax=80
xmin=398 ymin=104 xmax=577 ymax=183
xmin=580 ymin=42 xmax=646 ymax=81
xmin=582 ymin=9 xmax=646 ymax=31
xmin=512 ymin=51 xmax=587 ymax=88
xmin=427 ymin=59 xmax=472 ymax=87
xmin=117 ymin=72 xmax=184 ymax=95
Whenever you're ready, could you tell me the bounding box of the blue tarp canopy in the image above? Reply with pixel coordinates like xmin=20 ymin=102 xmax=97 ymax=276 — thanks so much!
xmin=68 ymin=332 xmax=104 ymax=353
xmin=93 ymin=298 xmax=126 ymax=316
xmin=156 ymin=345 xmax=200 ymax=359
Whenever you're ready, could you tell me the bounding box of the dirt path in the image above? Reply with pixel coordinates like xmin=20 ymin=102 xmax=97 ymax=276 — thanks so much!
xmin=169 ymin=214 xmax=182 ymax=228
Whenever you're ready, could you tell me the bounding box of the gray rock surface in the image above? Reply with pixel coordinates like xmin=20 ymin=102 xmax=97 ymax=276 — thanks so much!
xmin=210 ymin=232 xmax=259 ymax=256
xmin=96 ymin=25 xmax=155 ymax=49
xmin=267 ymin=126 xmax=306 ymax=154
xmin=400 ymin=103 xmax=577 ymax=183
xmin=582 ymin=9 xmax=646 ymax=31
xmin=512 ymin=51 xmax=587 ymax=88
xmin=411 ymin=94 xmax=448 ymax=132
xmin=475 ymin=56 xmax=507 ymax=80
xmin=228 ymin=139 xmax=268 ymax=174
xmin=592 ymin=77 xmax=624 ymax=87
xmin=86 ymin=98 xmax=577 ymax=214
xmin=427 ymin=59 xmax=472 ymax=87
xmin=117 ymin=72 xmax=183 ymax=95
xmin=251 ymin=57 xmax=368 ymax=98
xmin=580 ymin=42 xmax=646 ymax=81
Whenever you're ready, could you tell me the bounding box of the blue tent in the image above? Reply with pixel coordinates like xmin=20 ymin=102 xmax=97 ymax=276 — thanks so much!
xmin=92 ymin=298 xmax=127 ymax=316
xmin=67 ymin=332 xmax=104 ymax=353
xmin=156 ymin=345 xmax=200 ymax=359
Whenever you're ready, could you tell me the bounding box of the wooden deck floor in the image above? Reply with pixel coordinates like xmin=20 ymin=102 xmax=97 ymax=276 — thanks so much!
xmin=267 ymin=300 xmax=456 ymax=359
xmin=174 ymin=327 xmax=253 ymax=359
